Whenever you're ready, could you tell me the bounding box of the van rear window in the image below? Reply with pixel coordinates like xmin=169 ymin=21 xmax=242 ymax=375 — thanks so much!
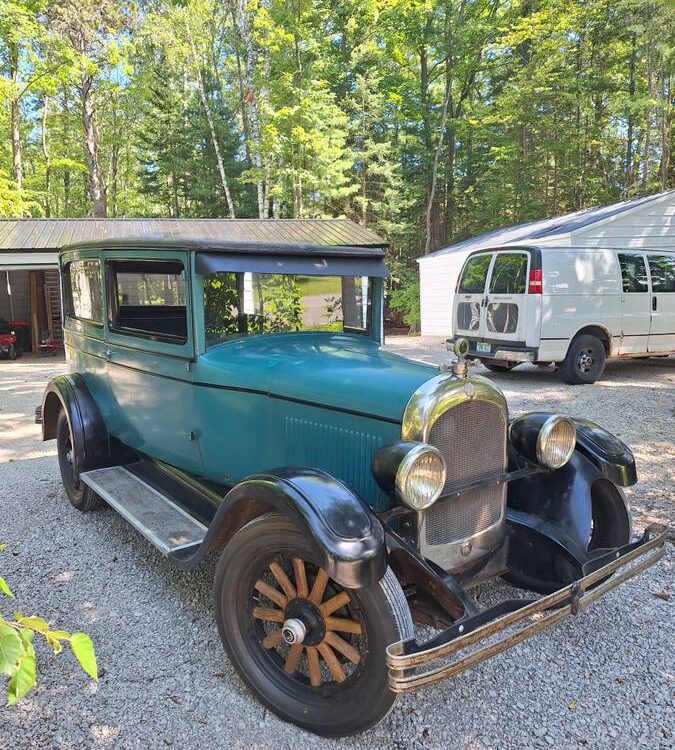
xmin=457 ymin=254 xmax=491 ymax=294
xmin=618 ymin=254 xmax=648 ymax=293
xmin=489 ymin=253 xmax=528 ymax=294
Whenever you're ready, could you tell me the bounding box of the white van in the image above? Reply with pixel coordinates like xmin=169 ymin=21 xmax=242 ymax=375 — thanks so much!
xmin=452 ymin=245 xmax=675 ymax=384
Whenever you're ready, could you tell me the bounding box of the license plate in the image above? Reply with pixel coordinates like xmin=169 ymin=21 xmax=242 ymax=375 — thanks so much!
xmin=476 ymin=341 xmax=491 ymax=354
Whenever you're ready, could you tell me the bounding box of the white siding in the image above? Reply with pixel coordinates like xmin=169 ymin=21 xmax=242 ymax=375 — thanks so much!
xmin=572 ymin=195 xmax=675 ymax=248
xmin=419 ymin=251 xmax=471 ymax=336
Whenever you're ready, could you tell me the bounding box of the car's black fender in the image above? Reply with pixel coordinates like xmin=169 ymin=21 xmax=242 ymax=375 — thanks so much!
xmin=506 ymin=413 xmax=633 ymax=593
xmin=41 ymin=374 xmax=110 ymax=469
xmin=177 ymin=467 xmax=387 ymax=589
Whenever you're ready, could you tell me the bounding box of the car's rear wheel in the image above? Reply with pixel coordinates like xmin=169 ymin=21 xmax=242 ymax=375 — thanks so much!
xmin=483 ymin=360 xmax=518 ymax=372
xmin=56 ymin=411 xmax=102 ymax=511
xmin=561 ymin=334 xmax=606 ymax=384
xmin=8 ymin=343 xmax=18 ymax=360
xmin=213 ymin=514 xmax=413 ymax=736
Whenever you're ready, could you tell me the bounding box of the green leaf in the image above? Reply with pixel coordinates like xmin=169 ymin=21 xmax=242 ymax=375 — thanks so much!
xmin=0 ymin=624 xmax=23 ymax=677
xmin=15 ymin=615 xmax=49 ymax=633
xmin=69 ymin=632 xmax=98 ymax=680
xmin=0 ymin=576 xmax=14 ymax=598
xmin=7 ymin=641 xmax=36 ymax=705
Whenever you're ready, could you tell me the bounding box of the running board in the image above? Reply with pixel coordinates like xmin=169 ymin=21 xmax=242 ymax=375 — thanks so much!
xmin=80 ymin=466 xmax=208 ymax=557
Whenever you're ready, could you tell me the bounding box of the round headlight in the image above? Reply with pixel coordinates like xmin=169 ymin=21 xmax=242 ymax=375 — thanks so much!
xmin=395 ymin=445 xmax=446 ymax=510
xmin=536 ymin=415 xmax=576 ymax=469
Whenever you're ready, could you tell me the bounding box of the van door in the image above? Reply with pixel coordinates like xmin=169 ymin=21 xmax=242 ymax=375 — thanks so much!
xmin=483 ymin=250 xmax=530 ymax=344
xmin=454 ymin=252 xmax=494 ymax=345
xmin=617 ymin=252 xmax=651 ymax=354
xmin=646 ymin=252 xmax=675 ymax=353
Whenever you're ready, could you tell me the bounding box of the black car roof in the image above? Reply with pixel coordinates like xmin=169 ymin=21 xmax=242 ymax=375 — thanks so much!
xmin=62 ymin=237 xmax=386 ymax=259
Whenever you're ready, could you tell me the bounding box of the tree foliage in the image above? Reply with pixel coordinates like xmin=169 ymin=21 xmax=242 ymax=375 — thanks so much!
xmin=0 ymin=0 xmax=672 ymax=301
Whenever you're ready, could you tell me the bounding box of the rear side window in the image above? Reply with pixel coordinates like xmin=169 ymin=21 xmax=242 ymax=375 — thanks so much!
xmin=618 ymin=253 xmax=648 ymax=293
xmin=457 ymin=254 xmax=491 ymax=293
xmin=108 ymin=260 xmax=187 ymax=343
xmin=489 ymin=253 xmax=528 ymax=294
xmin=648 ymin=254 xmax=675 ymax=293
xmin=65 ymin=260 xmax=103 ymax=323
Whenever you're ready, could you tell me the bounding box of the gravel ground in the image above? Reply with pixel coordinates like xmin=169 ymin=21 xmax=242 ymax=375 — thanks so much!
xmin=0 ymin=345 xmax=673 ymax=750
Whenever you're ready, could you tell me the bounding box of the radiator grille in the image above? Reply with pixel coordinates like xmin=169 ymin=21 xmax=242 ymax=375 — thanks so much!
xmin=425 ymin=485 xmax=504 ymax=546
xmin=428 ymin=399 xmax=506 ymax=493
xmin=423 ymin=399 xmax=507 ymax=548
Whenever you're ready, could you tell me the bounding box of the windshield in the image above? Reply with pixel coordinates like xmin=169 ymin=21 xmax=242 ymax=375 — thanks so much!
xmin=204 ymin=272 xmax=372 ymax=346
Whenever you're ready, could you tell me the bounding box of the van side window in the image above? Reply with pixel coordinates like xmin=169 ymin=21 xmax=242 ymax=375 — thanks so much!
xmin=457 ymin=254 xmax=491 ymax=293
xmin=108 ymin=260 xmax=187 ymax=343
xmin=489 ymin=253 xmax=528 ymax=294
xmin=618 ymin=254 xmax=648 ymax=293
xmin=65 ymin=260 xmax=103 ymax=323
xmin=648 ymin=254 xmax=675 ymax=293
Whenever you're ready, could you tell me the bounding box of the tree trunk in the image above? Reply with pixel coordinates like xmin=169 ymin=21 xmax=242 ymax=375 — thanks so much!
xmin=9 ymin=42 xmax=22 ymax=195
xmin=80 ymin=73 xmax=107 ymax=217
xmin=424 ymin=73 xmax=452 ymax=254
xmin=41 ymin=95 xmax=51 ymax=218
xmin=624 ymin=34 xmax=637 ymax=193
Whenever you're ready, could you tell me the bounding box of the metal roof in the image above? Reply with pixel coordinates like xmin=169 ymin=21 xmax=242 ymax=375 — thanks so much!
xmin=425 ymin=189 xmax=674 ymax=258
xmin=0 ymin=218 xmax=386 ymax=252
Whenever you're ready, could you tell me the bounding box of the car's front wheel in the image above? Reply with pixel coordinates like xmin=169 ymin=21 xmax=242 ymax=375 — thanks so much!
xmin=213 ymin=514 xmax=413 ymax=737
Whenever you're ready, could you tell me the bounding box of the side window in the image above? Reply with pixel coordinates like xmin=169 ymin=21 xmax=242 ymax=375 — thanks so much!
xmin=617 ymin=253 xmax=648 ymax=293
xmin=489 ymin=253 xmax=528 ymax=294
xmin=108 ymin=260 xmax=187 ymax=343
xmin=65 ymin=260 xmax=103 ymax=323
xmin=457 ymin=254 xmax=492 ymax=294
xmin=647 ymin=254 xmax=675 ymax=293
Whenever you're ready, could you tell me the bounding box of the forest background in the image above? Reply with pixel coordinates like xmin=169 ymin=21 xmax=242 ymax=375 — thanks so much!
xmin=1 ymin=0 xmax=673 ymax=323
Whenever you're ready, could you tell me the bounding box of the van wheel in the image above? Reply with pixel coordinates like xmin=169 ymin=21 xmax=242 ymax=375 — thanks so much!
xmin=56 ymin=411 xmax=102 ymax=511
xmin=213 ymin=514 xmax=413 ymax=736
xmin=561 ymin=335 xmax=606 ymax=384
xmin=483 ymin=361 xmax=518 ymax=372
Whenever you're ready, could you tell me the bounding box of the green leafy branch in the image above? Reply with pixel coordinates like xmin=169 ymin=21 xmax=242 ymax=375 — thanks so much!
xmin=0 ymin=544 xmax=97 ymax=705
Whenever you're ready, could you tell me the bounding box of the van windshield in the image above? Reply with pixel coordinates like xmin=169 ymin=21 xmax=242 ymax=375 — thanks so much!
xmin=204 ymin=272 xmax=371 ymax=346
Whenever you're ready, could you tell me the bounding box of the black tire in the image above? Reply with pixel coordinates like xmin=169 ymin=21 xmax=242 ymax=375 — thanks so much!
xmin=56 ymin=411 xmax=102 ymax=511
xmin=483 ymin=360 xmax=518 ymax=372
xmin=213 ymin=514 xmax=413 ymax=737
xmin=8 ymin=344 xmax=17 ymax=360
xmin=561 ymin=335 xmax=606 ymax=384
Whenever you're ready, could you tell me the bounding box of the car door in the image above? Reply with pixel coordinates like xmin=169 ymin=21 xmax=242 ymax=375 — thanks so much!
xmin=483 ymin=250 xmax=530 ymax=344
xmin=103 ymin=253 xmax=203 ymax=474
xmin=646 ymin=252 xmax=675 ymax=353
xmin=454 ymin=252 xmax=494 ymax=347
xmin=617 ymin=252 xmax=651 ymax=354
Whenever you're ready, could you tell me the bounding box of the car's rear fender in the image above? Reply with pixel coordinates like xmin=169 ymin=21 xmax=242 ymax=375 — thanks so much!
xmin=198 ymin=468 xmax=387 ymax=589
xmin=41 ymin=374 xmax=110 ymax=468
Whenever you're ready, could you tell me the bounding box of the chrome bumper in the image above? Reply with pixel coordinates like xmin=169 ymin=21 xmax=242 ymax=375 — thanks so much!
xmin=386 ymin=524 xmax=667 ymax=692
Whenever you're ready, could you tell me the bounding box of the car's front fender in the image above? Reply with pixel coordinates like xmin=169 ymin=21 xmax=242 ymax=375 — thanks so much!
xmin=180 ymin=468 xmax=387 ymax=589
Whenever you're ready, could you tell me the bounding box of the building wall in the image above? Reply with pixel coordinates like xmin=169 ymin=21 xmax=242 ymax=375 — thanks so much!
xmin=573 ymin=195 xmax=675 ymax=248
xmin=419 ymin=252 xmax=471 ymax=336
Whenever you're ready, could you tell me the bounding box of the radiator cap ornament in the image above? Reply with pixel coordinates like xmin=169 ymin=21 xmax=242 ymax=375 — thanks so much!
xmin=449 ymin=337 xmax=470 ymax=379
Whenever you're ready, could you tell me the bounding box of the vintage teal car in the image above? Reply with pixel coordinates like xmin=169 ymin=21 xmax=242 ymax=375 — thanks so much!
xmin=39 ymin=232 xmax=665 ymax=736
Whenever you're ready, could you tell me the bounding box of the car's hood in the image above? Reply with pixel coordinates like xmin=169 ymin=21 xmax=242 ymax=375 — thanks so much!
xmin=198 ymin=333 xmax=437 ymax=423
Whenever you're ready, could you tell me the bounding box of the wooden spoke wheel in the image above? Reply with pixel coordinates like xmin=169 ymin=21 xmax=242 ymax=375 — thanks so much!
xmin=213 ymin=514 xmax=413 ymax=737
xmin=252 ymin=555 xmax=365 ymax=687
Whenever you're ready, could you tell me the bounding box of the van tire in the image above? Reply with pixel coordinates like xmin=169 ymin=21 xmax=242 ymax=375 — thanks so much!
xmin=483 ymin=361 xmax=517 ymax=372
xmin=561 ymin=335 xmax=606 ymax=385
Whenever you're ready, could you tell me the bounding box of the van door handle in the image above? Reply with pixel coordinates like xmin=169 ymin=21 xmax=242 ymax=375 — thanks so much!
xmin=652 ymin=296 xmax=657 ymax=312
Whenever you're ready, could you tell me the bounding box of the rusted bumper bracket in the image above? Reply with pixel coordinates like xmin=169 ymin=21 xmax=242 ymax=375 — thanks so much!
xmin=386 ymin=524 xmax=667 ymax=692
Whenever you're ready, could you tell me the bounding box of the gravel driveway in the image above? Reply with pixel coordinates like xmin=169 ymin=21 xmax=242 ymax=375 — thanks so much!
xmin=1 ymin=344 xmax=673 ymax=750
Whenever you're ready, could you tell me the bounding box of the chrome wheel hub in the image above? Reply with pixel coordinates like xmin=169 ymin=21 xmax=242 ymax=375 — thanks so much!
xmin=281 ymin=618 xmax=307 ymax=645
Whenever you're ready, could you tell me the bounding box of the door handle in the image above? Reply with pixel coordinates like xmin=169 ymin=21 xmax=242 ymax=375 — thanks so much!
xmin=652 ymin=296 xmax=657 ymax=312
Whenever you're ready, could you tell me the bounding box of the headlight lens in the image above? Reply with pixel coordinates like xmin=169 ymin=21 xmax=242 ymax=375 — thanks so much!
xmin=536 ymin=415 xmax=576 ymax=469
xmin=395 ymin=445 xmax=446 ymax=510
